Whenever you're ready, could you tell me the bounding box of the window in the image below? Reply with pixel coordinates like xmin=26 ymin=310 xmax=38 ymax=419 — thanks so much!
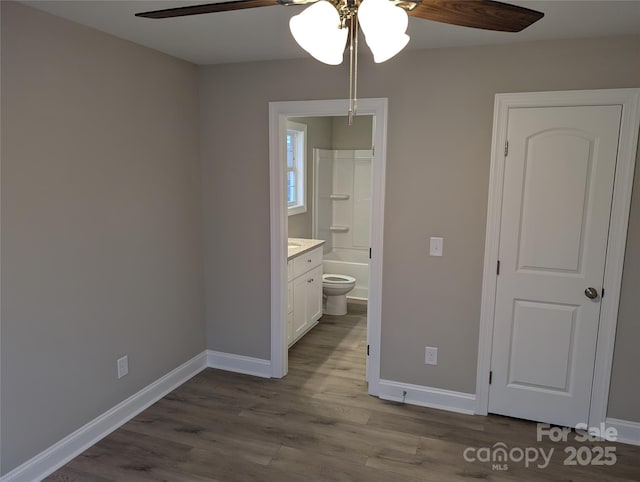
xmin=286 ymin=121 xmax=307 ymax=216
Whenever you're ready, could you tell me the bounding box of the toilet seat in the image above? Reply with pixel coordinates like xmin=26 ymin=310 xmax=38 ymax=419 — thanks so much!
xmin=322 ymin=274 xmax=356 ymax=316
xmin=322 ymin=274 xmax=356 ymax=285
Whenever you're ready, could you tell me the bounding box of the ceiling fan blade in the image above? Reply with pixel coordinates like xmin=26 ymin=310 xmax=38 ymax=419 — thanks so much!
xmin=408 ymin=0 xmax=544 ymax=32
xmin=136 ymin=0 xmax=286 ymax=19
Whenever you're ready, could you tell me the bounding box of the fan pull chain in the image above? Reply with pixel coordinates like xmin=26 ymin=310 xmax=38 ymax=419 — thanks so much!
xmin=348 ymin=15 xmax=359 ymax=126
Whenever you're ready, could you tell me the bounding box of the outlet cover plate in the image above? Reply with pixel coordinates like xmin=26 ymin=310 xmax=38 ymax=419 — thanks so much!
xmin=429 ymin=237 xmax=443 ymax=256
xmin=425 ymin=346 xmax=438 ymax=365
xmin=117 ymin=355 xmax=128 ymax=379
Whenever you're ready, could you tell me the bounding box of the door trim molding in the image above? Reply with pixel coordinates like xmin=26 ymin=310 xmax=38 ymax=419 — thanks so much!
xmin=476 ymin=89 xmax=640 ymax=428
xmin=268 ymin=98 xmax=388 ymax=396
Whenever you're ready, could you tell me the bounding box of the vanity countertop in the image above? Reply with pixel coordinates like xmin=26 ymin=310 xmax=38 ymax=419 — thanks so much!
xmin=287 ymin=238 xmax=325 ymax=261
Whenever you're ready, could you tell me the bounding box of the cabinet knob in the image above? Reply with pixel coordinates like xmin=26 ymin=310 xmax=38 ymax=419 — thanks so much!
xmin=308 ymin=278 xmax=314 ymax=283
xmin=307 ymin=259 xmax=312 ymax=263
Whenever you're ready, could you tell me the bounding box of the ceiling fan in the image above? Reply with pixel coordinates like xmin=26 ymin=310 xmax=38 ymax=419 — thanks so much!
xmin=135 ymin=0 xmax=544 ymax=33
xmin=136 ymin=0 xmax=544 ymax=121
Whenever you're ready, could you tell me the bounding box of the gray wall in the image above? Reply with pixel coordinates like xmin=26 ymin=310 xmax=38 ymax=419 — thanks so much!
xmin=609 ymin=150 xmax=640 ymax=422
xmin=1 ymin=2 xmax=204 ymax=474
xmin=2 ymin=5 xmax=638 ymax=475
xmin=200 ymin=35 xmax=640 ymax=419
xmin=331 ymin=115 xmax=373 ymax=150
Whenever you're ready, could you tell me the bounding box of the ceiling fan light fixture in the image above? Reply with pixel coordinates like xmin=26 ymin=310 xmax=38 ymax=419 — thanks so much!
xmin=289 ymin=1 xmax=348 ymax=65
xmin=366 ymin=32 xmax=410 ymax=63
xmin=358 ymin=0 xmax=410 ymax=63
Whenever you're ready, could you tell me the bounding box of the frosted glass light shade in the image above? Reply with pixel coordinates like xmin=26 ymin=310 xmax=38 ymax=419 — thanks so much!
xmin=364 ymin=32 xmax=409 ymax=63
xmin=289 ymin=1 xmax=348 ymax=65
xmin=358 ymin=0 xmax=410 ymax=63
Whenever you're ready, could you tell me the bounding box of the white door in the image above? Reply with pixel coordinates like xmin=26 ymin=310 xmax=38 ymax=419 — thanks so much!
xmin=489 ymin=105 xmax=622 ymax=427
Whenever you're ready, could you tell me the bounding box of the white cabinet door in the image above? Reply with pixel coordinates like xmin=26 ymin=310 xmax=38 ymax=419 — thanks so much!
xmin=306 ymin=266 xmax=323 ymax=324
xmin=289 ymin=247 xmax=323 ymax=347
xmin=292 ymin=265 xmax=323 ymax=342
xmin=292 ymin=275 xmax=308 ymax=340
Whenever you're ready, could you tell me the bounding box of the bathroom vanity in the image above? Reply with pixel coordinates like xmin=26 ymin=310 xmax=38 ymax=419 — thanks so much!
xmin=287 ymin=238 xmax=325 ymax=347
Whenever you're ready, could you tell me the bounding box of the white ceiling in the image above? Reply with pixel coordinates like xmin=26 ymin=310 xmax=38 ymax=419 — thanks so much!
xmin=22 ymin=0 xmax=640 ymax=65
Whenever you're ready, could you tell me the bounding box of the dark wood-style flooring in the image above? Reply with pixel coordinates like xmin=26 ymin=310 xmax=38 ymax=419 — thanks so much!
xmin=48 ymin=306 xmax=640 ymax=481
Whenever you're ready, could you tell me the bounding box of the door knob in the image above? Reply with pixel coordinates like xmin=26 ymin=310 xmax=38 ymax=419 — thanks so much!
xmin=584 ymin=287 xmax=599 ymax=300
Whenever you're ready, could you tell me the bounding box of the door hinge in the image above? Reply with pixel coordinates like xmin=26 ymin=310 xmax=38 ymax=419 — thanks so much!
xmin=504 ymin=140 xmax=509 ymax=157
xmin=602 ymin=287 xmax=605 ymax=298
xmin=496 ymin=260 xmax=501 ymax=275
xmin=369 ymin=247 xmax=372 ymax=259
xmin=367 ymin=345 xmax=370 ymax=356
xmin=489 ymin=371 xmax=493 ymax=385
xmin=372 ymin=146 xmax=375 ymax=156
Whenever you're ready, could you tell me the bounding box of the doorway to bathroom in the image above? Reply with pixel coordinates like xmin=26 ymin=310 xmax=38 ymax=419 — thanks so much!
xmin=268 ymin=99 xmax=388 ymax=397
xmin=297 ymin=117 xmax=372 ymax=303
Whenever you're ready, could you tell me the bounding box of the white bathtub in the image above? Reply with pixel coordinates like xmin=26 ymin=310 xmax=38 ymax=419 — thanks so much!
xmin=323 ymin=248 xmax=369 ymax=301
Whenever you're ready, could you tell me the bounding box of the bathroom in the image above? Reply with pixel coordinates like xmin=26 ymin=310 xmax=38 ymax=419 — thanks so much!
xmin=287 ymin=114 xmax=373 ymax=332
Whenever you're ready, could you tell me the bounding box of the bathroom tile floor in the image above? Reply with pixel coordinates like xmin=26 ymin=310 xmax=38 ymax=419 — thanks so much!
xmin=48 ymin=305 xmax=640 ymax=481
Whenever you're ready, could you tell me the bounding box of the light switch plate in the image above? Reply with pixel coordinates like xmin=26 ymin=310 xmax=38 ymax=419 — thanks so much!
xmin=429 ymin=237 xmax=443 ymax=256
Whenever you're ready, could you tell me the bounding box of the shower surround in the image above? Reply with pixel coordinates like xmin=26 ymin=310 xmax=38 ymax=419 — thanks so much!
xmin=314 ymin=148 xmax=372 ymax=300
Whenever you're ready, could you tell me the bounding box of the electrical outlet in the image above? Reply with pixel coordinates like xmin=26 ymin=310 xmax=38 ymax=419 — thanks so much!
xmin=117 ymin=355 xmax=128 ymax=379
xmin=425 ymin=346 xmax=438 ymax=365
xmin=429 ymin=237 xmax=443 ymax=257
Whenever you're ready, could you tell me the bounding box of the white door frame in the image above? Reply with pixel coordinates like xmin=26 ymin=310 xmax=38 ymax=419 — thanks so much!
xmin=268 ymin=98 xmax=388 ymax=396
xmin=475 ymin=89 xmax=640 ymax=428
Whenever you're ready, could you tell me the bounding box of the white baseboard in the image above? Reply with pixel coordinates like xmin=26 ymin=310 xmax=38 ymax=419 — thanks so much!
xmin=606 ymin=417 xmax=640 ymax=446
xmin=206 ymin=350 xmax=271 ymax=378
xmin=1 ymin=351 xmax=207 ymax=482
xmin=378 ymin=379 xmax=476 ymax=415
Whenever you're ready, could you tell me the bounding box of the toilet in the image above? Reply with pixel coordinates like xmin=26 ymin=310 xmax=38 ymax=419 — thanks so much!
xmin=322 ymin=274 xmax=356 ymax=316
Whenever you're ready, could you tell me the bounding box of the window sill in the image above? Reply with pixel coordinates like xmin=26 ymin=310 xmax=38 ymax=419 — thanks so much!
xmin=288 ymin=205 xmax=307 ymax=216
